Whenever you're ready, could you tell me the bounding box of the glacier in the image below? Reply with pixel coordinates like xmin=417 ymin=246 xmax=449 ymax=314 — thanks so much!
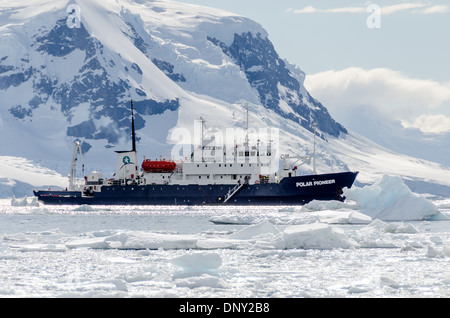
xmin=1 ymin=0 xmax=450 ymax=198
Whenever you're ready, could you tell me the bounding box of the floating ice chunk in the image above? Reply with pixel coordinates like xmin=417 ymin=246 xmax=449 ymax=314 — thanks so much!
xmin=426 ymin=246 xmax=441 ymax=258
xmin=223 ymin=221 xmax=361 ymax=250
xmin=303 ymin=200 xmax=357 ymax=212
xmin=68 ymin=279 xmax=128 ymax=294
xmin=0 ymin=288 xmax=14 ymax=296
xmin=16 ymin=244 xmax=66 ymax=252
xmin=105 ymin=231 xmax=198 ymax=250
xmin=106 ymin=257 xmax=135 ymax=264
xmin=66 ymin=230 xmax=199 ymax=250
xmin=429 ymin=236 xmax=443 ymax=245
xmin=379 ymin=276 xmax=400 ymax=289
xmin=0 ymin=240 xmax=18 ymax=260
xmin=444 ymin=246 xmax=450 ymax=257
xmin=282 ymin=223 xmax=359 ymax=250
xmin=227 ymin=220 xmax=285 ymax=249
xmin=196 ymin=237 xmax=241 ymax=249
xmin=30 ymin=207 xmax=52 ymax=214
xmin=302 ymin=200 xmax=371 ymax=224
xmin=10 ymin=196 xmax=39 ymax=207
xmin=426 ymin=246 xmax=450 ymax=258
xmin=384 ymin=222 xmax=419 ymax=234
xmin=91 ymin=230 xmax=117 ymax=237
xmin=210 ymin=214 xmax=260 ymax=225
xmin=174 ymin=275 xmax=227 ymax=289
xmin=351 ymin=219 xmax=422 ymax=248
xmin=11 ymin=196 xmax=28 ymax=206
xmin=400 ymin=244 xmax=418 ymax=252
xmin=2 ymin=233 xmax=28 ymax=242
xmin=347 ymin=285 xmax=371 ymax=294
xmin=66 ymin=237 xmax=111 ymax=249
xmin=228 ymin=220 xmax=282 ymax=240
xmin=308 ymin=210 xmax=372 ymax=224
xmin=211 ymin=209 xmax=371 ymax=226
xmin=171 ymin=252 xmax=222 ymax=279
xmin=346 ymin=211 xmax=372 ymax=224
xmin=345 ymin=175 xmax=442 ymax=221
xmin=73 ymin=205 xmax=95 ymax=212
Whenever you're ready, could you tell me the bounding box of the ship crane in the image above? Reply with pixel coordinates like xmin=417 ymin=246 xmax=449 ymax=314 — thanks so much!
xmin=280 ymin=154 xmax=311 ymax=170
xmin=69 ymin=141 xmax=84 ymax=191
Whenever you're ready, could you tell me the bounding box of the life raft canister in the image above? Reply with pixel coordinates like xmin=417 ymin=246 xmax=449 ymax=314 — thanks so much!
xmin=141 ymin=159 xmax=176 ymax=173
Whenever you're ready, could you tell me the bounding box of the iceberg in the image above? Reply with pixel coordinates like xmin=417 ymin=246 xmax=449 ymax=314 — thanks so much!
xmin=345 ymin=175 xmax=444 ymax=221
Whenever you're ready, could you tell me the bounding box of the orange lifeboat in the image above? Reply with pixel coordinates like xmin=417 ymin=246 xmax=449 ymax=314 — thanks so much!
xmin=142 ymin=159 xmax=176 ymax=173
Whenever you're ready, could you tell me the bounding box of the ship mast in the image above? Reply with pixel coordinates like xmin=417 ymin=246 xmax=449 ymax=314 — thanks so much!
xmin=131 ymin=99 xmax=136 ymax=152
xmin=113 ymin=100 xmax=139 ymax=181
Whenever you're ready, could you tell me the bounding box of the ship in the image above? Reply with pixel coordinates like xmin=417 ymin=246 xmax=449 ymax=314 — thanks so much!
xmin=33 ymin=101 xmax=358 ymax=205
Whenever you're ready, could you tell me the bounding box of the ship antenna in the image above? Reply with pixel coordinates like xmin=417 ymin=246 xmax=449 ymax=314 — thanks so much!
xmin=130 ymin=100 xmax=136 ymax=152
xmin=312 ymin=122 xmax=317 ymax=174
xmin=245 ymin=107 xmax=249 ymax=146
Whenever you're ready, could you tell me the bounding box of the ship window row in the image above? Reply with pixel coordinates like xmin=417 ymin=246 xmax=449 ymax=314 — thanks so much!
xmin=195 ymin=163 xmax=270 ymax=168
xmin=197 ymin=164 xmax=234 ymax=167
xmin=198 ymin=175 xmax=248 ymax=179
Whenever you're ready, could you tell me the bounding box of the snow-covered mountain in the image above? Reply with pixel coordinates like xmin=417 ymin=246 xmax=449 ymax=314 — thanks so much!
xmin=1 ymin=0 xmax=450 ymax=198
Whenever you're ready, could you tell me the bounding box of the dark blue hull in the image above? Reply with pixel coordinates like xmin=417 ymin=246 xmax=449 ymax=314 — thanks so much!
xmin=33 ymin=172 xmax=358 ymax=206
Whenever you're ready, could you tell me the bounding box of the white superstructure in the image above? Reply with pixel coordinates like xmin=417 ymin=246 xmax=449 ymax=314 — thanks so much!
xmin=137 ymin=119 xmax=310 ymax=186
xmin=74 ymin=117 xmax=311 ymax=190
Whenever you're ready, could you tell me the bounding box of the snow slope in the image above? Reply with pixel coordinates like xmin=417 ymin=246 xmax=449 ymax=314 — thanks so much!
xmin=0 ymin=156 xmax=67 ymax=197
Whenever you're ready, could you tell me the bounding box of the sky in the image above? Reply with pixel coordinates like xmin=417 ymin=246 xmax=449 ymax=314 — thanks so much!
xmin=173 ymin=0 xmax=450 ymax=134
